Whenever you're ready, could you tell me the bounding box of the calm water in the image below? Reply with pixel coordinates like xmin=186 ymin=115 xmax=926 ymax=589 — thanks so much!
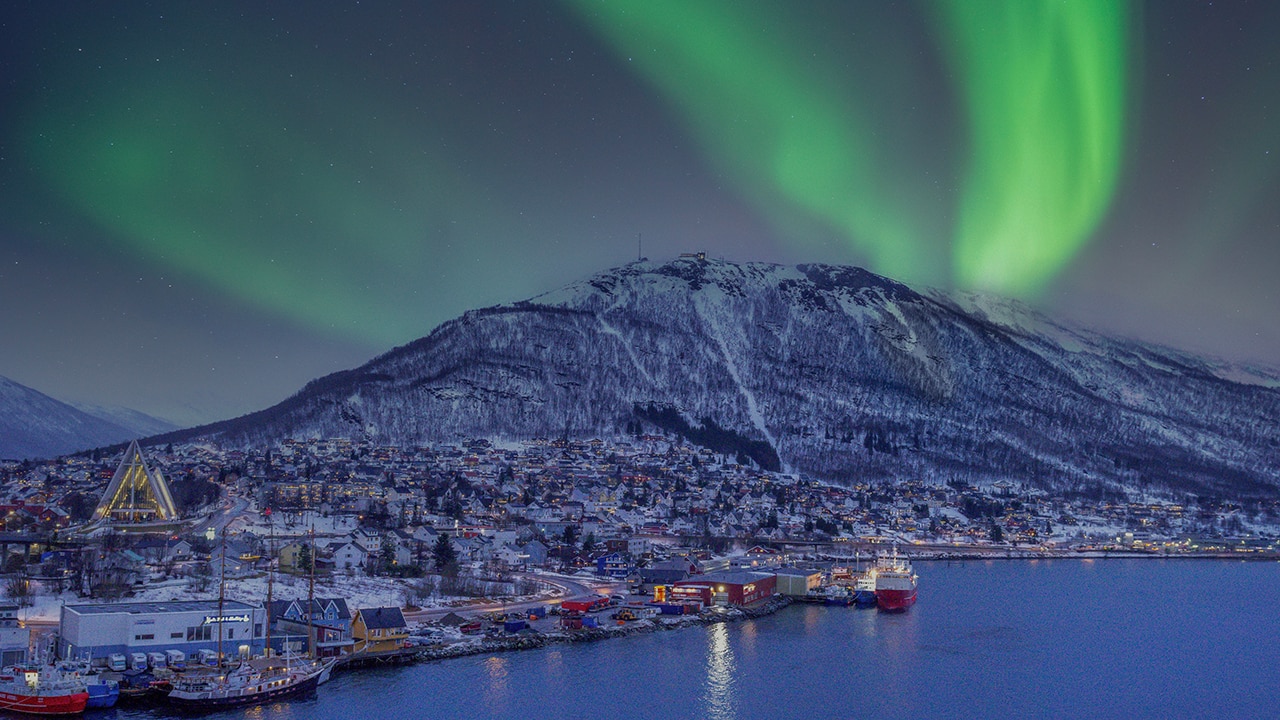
xmin=97 ymin=560 xmax=1280 ymax=720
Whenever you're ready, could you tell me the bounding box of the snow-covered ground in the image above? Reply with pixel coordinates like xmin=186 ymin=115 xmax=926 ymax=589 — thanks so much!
xmin=228 ymin=507 xmax=362 ymax=539
xmin=16 ymin=569 xmax=556 ymax=624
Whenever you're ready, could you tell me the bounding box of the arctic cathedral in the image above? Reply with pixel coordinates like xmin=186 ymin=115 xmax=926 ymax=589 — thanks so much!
xmin=92 ymin=440 xmax=179 ymax=527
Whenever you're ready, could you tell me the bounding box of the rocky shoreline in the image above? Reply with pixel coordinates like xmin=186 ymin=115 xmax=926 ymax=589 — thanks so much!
xmin=412 ymin=595 xmax=794 ymax=663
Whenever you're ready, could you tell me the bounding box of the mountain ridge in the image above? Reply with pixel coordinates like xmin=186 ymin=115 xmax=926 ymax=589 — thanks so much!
xmin=0 ymin=375 xmax=178 ymax=460
xmin=146 ymin=258 xmax=1280 ymax=499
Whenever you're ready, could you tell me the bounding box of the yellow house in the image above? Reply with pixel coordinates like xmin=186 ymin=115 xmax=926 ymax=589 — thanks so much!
xmin=277 ymin=542 xmax=308 ymax=572
xmin=352 ymin=607 xmax=408 ymax=654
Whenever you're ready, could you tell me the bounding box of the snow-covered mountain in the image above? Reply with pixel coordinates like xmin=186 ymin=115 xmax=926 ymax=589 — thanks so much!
xmin=69 ymin=402 xmax=180 ymax=439
xmin=0 ymin=375 xmax=176 ymax=460
xmin=157 ymin=258 xmax=1280 ymax=498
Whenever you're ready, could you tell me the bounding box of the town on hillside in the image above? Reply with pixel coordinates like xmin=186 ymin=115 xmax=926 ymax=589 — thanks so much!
xmin=0 ymin=434 xmax=1272 ymax=684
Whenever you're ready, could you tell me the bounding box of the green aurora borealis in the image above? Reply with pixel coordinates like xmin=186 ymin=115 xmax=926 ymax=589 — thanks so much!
xmin=938 ymin=0 xmax=1130 ymax=296
xmin=567 ymin=0 xmax=1131 ymax=297
xmin=21 ymin=25 xmax=514 ymax=346
xmin=563 ymin=0 xmax=937 ymax=283
xmin=0 ymin=1 xmax=1277 ymax=422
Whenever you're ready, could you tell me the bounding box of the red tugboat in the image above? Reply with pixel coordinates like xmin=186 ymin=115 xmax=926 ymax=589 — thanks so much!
xmin=873 ymin=547 xmax=918 ymax=612
xmin=0 ymin=665 xmax=89 ymax=715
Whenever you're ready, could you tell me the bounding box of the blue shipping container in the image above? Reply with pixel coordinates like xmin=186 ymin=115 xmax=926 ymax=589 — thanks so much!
xmin=504 ymin=620 xmax=527 ymax=633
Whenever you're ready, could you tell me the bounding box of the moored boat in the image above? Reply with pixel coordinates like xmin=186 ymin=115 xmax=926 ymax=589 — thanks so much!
xmin=0 ymin=665 xmax=89 ymax=716
xmin=84 ymin=677 xmax=119 ymax=709
xmin=166 ymin=655 xmax=334 ymax=711
xmin=821 ymin=585 xmax=855 ymax=606
xmin=873 ymin=548 xmax=918 ymax=612
xmin=852 ymin=570 xmax=879 ymax=608
xmin=55 ymin=660 xmax=119 ymax=709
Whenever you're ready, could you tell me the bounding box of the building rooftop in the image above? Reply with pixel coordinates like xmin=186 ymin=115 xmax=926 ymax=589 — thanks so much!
xmin=773 ymin=566 xmax=821 ymax=577
xmin=680 ymin=570 xmax=775 ymax=586
xmin=65 ymin=600 xmax=256 ymax=615
xmin=357 ymin=606 xmax=406 ymax=630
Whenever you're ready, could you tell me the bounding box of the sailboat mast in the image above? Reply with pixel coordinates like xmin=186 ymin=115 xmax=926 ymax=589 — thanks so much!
xmin=217 ymin=528 xmax=226 ymax=668
xmin=307 ymin=526 xmax=316 ymax=659
xmin=265 ymin=513 xmax=274 ymax=658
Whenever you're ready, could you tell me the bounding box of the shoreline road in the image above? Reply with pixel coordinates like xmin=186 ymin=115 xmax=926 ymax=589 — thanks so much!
xmin=403 ymin=573 xmax=623 ymax=623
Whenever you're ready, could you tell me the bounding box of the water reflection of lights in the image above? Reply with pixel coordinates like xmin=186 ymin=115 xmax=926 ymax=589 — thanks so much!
xmin=543 ymin=649 xmax=565 ymax=680
xmin=739 ymin=620 xmax=758 ymax=658
xmin=803 ymin=606 xmax=822 ymax=633
xmin=702 ymin=623 xmax=736 ymax=720
xmin=483 ymin=655 xmax=511 ymax=709
xmin=240 ymin=703 xmax=296 ymax=719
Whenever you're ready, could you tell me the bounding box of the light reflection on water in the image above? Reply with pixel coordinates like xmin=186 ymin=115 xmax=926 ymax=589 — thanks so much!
xmin=802 ymin=605 xmax=821 ymax=633
xmin=738 ymin=619 xmax=758 ymax=661
xmin=482 ymin=655 xmax=510 ymax=714
xmin=541 ymin=648 xmax=565 ymax=682
xmin=703 ymin=622 xmax=736 ymax=720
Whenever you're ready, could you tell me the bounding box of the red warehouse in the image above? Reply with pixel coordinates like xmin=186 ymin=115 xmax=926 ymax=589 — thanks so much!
xmin=673 ymin=571 xmax=776 ymax=607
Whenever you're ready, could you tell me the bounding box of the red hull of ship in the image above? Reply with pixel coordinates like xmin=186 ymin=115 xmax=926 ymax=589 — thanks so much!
xmin=0 ymin=690 xmax=89 ymax=716
xmin=875 ymin=587 xmax=917 ymax=612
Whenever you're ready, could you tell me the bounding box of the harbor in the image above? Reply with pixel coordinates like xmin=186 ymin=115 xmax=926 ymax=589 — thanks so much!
xmin=8 ymin=559 xmax=1269 ymax=720
xmin=3 ymin=548 xmax=919 ymax=715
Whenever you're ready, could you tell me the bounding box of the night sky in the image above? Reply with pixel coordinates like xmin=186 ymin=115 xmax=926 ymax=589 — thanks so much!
xmin=1 ymin=1 xmax=1276 ymax=426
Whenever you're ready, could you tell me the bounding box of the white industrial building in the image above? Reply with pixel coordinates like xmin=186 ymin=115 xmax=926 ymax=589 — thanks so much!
xmin=58 ymin=600 xmax=266 ymax=663
xmin=0 ymin=603 xmax=29 ymax=665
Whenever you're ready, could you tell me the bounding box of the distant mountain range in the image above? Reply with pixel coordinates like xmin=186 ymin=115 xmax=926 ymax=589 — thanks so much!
xmin=0 ymin=375 xmax=179 ymax=460
xmin=146 ymin=258 xmax=1280 ymax=499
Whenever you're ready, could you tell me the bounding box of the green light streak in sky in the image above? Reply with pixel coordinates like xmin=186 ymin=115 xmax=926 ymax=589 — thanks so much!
xmin=571 ymin=0 xmax=1130 ymax=296
xmin=937 ymin=0 xmax=1130 ymax=295
xmin=563 ymin=0 xmax=930 ymax=282
xmin=22 ymin=55 xmax=504 ymax=347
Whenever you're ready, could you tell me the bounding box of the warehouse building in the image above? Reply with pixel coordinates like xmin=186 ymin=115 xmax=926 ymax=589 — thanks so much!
xmin=773 ymin=567 xmax=823 ymax=596
xmin=673 ymin=571 xmax=777 ymax=607
xmin=58 ymin=600 xmax=267 ymax=662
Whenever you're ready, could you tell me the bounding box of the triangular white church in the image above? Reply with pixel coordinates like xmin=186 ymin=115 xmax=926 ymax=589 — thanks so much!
xmin=93 ymin=440 xmax=179 ymax=523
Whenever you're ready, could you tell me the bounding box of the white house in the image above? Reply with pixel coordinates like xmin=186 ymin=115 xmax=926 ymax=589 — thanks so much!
xmin=333 ymin=541 xmax=369 ymax=571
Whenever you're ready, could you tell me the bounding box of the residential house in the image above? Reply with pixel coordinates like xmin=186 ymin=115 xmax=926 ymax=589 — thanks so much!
xmin=265 ymin=598 xmax=353 ymax=658
xmin=518 ymin=540 xmax=548 ymax=567
xmin=595 ymin=552 xmax=632 ymax=579
xmin=333 ymin=541 xmax=369 ymax=571
xmin=352 ymin=607 xmax=408 ymax=654
xmin=164 ymin=539 xmax=195 ymax=563
xmin=210 ymin=540 xmax=256 ymax=578
xmin=277 ymin=542 xmax=309 ymax=572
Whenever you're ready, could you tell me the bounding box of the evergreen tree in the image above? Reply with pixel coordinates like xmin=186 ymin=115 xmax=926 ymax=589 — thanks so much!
xmin=433 ymin=533 xmax=459 ymax=577
xmin=378 ymin=535 xmax=397 ymax=575
xmin=581 ymin=532 xmax=596 ymax=556
xmin=561 ymin=524 xmax=579 ymax=548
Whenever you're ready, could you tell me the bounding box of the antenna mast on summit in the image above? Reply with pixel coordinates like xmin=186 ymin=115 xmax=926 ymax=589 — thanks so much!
xmin=637 ymin=233 xmax=642 ymax=262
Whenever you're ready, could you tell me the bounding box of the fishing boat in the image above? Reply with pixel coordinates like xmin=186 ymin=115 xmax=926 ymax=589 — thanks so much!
xmin=821 ymin=585 xmax=856 ymax=606
xmin=852 ymin=570 xmax=879 ymax=608
xmin=54 ymin=660 xmax=118 ymax=709
xmin=0 ymin=665 xmax=89 ymax=716
xmin=873 ymin=547 xmax=918 ymax=612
